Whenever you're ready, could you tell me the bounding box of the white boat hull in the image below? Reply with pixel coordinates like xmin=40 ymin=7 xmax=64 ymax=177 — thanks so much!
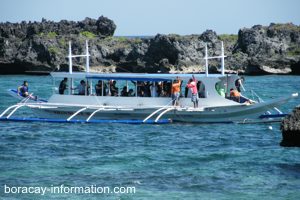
xmin=25 ymin=94 xmax=293 ymax=123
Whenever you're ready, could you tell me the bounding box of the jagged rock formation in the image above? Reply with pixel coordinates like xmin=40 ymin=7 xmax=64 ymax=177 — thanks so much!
xmin=0 ymin=16 xmax=116 ymax=73
xmin=280 ymin=106 xmax=300 ymax=147
xmin=0 ymin=17 xmax=300 ymax=75
xmin=233 ymin=23 xmax=300 ymax=74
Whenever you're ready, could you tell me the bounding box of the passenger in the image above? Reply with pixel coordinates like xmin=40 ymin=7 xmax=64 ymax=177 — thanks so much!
xmin=157 ymin=82 xmax=163 ymax=97
xmin=162 ymin=81 xmax=171 ymax=97
xmin=109 ymin=80 xmax=118 ymax=96
xmin=136 ymin=81 xmax=145 ymax=97
xmin=17 ymin=81 xmax=37 ymax=100
xmin=95 ymin=80 xmax=103 ymax=96
xmin=230 ymin=88 xmax=241 ymax=102
xmin=86 ymin=81 xmax=90 ymax=96
xmin=59 ymin=77 xmax=68 ymax=95
xmin=186 ymin=75 xmax=198 ymax=108
xmin=144 ymin=82 xmax=152 ymax=97
xmin=235 ymin=77 xmax=244 ymax=92
xmin=73 ymin=80 xmax=86 ymax=95
xmin=121 ymin=86 xmax=129 ymax=96
xmin=171 ymin=77 xmax=181 ymax=106
xmin=150 ymin=82 xmax=158 ymax=97
xmin=128 ymin=89 xmax=135 ymax=97
xmin=18 ymin=81 xmax=29 ymax=97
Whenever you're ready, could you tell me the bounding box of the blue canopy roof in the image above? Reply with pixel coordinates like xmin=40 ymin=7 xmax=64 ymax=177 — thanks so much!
xmin=86 ymin=76 xmax=171 ymax=82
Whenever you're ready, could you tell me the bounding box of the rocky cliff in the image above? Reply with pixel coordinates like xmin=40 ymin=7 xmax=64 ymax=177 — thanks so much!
xmin=0 ymin=16 xmax=299 ymax=75
xmin=0 ymin=16 xmax=116 ymax=73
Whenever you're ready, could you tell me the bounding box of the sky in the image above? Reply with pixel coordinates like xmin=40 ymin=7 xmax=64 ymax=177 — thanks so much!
xmin=0 ymin=0 xmax=299 ymax=36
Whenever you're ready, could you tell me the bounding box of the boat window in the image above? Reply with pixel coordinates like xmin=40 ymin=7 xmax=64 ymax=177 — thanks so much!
xmin=215 ymin=81 xmax=226 ymax=97
xmin=197 ymin=80 xmax=206 ymax=98
xmin=183 ymin=80 xmax=206 ymax=98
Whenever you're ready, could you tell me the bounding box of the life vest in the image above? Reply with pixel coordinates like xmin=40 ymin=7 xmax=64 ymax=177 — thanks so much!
xmin=230 ymin=90 xmax=240 ymax=97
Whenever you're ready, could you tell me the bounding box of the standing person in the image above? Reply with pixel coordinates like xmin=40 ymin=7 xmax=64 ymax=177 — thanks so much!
xmin=95 ymin=80 xmax=103 ymax=96
xmin=171 ymin=77 xmax=181 ymax=106
xmin=186 ymin=75 xmax=198 ymax=108
xmin=59 ymin=77 xmax=68 ymax=95
xmin=109 ymin=80 xmax=118 ymax=96
xmin=235 ymin=77 xmax=244 ymax=92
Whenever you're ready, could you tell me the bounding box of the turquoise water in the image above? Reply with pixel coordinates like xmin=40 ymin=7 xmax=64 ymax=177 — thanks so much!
xmin=0 ymin=75 xmax=300 ymax=200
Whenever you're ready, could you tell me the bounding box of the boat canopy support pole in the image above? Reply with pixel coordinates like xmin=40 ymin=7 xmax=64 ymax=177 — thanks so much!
xmin=205 ymin=44 xmax=208 ymax=77
xmin=221 ymin=41 xmax=225 ymax=75
xmin=85 ymin=40 xmax=90 ymax=73
xmin=67 ymin=107 xmax=87 ymax=121
xmin=68 ymin=41 xmax=73 ymax=74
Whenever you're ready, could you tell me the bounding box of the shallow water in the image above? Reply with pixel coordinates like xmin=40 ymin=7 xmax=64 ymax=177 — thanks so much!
xmin=0 ymin=75 xmax=300 ymax=199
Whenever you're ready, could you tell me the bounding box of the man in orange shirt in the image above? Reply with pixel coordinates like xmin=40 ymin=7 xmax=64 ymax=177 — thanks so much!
xmin=171 ymin=77 xmax=181 ymax=106
xmin=230 ymin=88 xmax=241 ymax=102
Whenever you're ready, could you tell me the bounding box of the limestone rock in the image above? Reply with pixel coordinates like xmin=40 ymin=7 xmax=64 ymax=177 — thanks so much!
xmin=280 ymin=106 xmax=300 ymax=147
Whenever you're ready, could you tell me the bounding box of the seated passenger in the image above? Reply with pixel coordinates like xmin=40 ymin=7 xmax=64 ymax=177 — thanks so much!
xmin=17 ymin=81 xmax=37 ymax=100
xmin=230 ymin=88 xmax=241 ymax=102
xmin=121 ymin=86 xmax=129 ymax=96
xmin=73 ymin=80 xmax=86 ymax=95
xmin=18 ymin=81 xmax=29 ymax=97
xmin=128 ymin=89 xmax=135 ymax=97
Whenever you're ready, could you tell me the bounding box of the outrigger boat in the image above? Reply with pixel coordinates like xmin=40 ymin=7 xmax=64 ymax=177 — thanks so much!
xmin=1 ymin=41 xmax=298 ymax=124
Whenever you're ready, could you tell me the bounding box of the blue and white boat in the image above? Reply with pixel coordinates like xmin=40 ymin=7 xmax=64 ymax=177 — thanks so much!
xmin=1 ymin=41 xmax=298 ymax=124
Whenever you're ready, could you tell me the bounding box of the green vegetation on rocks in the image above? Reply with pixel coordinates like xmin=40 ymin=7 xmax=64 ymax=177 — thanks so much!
xmin=218 ymin=34 xmax=238 ymax=43
xmin=47 ymin=32 xmax=58 ymax=39
xmin=80 ymin=31 xmax=96 ymax=39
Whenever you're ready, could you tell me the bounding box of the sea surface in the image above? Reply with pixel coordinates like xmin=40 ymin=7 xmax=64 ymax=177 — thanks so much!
xmin=0 ymin=75 xmax=299 ymax=200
